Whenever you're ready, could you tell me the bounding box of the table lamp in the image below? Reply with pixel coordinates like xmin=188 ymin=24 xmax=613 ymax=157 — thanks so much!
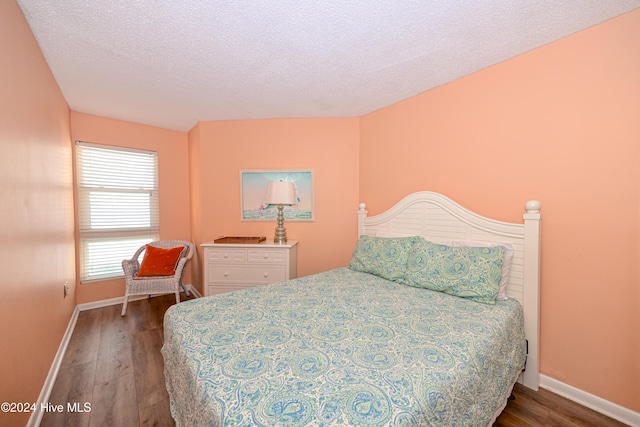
xmin=267 ymin=181 xmax=296 ymax=243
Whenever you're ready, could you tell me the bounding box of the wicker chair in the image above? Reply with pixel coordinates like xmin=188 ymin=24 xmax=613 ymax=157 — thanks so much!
xmin=121 ymin=240 xmax=194 ymax=316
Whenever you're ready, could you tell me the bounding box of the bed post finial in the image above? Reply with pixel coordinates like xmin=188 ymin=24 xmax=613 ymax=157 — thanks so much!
xmin=525 ymin=200 xmax=541 ymax=213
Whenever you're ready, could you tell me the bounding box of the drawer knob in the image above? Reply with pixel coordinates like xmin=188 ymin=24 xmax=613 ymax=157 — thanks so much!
xmin=223 ymin=254 xmax=228 ymax=258
xmin=224 ymin=272 xmax=229 ymax=277
xmin=264 ymin=272 xmax=269 ymax=278
xmin=264 ymin=254 xmax=268 ymax=259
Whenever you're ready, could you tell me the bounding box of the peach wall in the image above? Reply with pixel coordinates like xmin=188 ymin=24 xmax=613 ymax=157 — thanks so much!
xmin=71 ymin=112 xmax=192 ymax=304
xmin=0 ymin=1 xmax=75 ymax=426
xmin=188 ymin=118 xmax=360 ymax=294
xmin=360 ymin=10 xmax=640 ymax=412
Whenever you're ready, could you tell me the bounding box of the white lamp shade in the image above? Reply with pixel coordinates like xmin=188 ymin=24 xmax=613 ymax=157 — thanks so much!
xmin=267 ymin=181 xmax=296 ymax=205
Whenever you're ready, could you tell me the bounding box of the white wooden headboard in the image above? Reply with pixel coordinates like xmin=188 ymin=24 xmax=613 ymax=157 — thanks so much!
xmin=357 ymin=191 xmax=541 ymax=390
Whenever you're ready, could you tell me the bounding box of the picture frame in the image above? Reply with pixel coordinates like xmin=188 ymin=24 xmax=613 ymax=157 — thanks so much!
xmin=240 ymin=169 xmax=315 ymax=221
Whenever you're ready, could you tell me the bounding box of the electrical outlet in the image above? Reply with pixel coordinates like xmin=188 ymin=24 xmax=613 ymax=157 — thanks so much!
xmin=64 ymin=281 xmax=69 ymax=298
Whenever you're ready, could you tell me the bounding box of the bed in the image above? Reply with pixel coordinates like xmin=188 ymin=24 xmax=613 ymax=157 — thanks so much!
xmin=162 ymin=191 xmax=541 ymax=426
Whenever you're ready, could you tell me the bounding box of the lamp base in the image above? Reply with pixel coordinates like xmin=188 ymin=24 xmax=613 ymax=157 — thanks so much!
xmin=273 ymin=204 xmax=288 ymax=244
xmin=274 ymin=232 xmax=287 ymax=244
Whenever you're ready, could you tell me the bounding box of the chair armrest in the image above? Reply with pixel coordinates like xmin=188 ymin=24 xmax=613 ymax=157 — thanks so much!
xmin=121 ymin=244 xmax=146 ymax=278
xmin=174 ymin=256 xmax=189 ymax=274
xmin=122 ymin=259 xmax=140 ymax=278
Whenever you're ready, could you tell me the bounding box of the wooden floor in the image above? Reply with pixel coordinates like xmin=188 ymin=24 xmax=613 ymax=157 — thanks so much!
xmin=42 ymin=293 xmax=629 ymax=427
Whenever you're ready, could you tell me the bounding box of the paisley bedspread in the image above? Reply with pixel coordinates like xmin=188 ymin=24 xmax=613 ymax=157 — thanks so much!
xmin=162 ymin=268 xmax=526 ymax=426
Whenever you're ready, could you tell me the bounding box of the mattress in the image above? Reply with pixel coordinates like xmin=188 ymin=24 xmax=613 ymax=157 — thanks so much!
xmin=162 ymin=267 xmax=526 ymax=426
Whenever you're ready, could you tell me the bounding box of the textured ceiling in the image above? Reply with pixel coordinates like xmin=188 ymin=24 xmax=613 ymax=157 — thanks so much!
xmin=17 ymin=1 xmax=640 ymax=132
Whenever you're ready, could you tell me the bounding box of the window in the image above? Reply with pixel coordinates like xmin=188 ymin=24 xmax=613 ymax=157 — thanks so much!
xmin=76 ymin=141 xmax=159 ymax=282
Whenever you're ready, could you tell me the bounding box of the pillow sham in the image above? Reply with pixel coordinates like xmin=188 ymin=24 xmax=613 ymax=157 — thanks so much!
xmin=403 ymin=238 xmax=504 ymax=304
xmin=349 ymin=235 xmax=418 ymax=282
xmin=136 ymin=244 xmax=185 ymax=277
xmin=445 ymin=241 xmax=513 ymax=300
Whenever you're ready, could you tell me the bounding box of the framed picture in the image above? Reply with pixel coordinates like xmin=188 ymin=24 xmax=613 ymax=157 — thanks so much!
xmin=240 ymin=169 xmax=315 ymax=221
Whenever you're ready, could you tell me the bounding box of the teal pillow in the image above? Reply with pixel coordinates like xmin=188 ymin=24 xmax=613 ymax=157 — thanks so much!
xmin=349 ymin=235 xmax=418 ymax=282
xmin=404 ymin=238 xmax=504 ymax=304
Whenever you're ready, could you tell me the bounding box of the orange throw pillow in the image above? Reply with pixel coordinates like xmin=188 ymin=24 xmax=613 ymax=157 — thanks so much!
xmin=136 ymin=245 xmax=185 ymax=277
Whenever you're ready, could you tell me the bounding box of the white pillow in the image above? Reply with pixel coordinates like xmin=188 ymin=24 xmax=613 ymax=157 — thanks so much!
xmin=445 ymin=241 xmax=513 ymax=301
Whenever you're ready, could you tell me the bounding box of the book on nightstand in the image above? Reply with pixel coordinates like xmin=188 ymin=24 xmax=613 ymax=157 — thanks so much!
xmin=213 ymin=236 xmax=267 ymax=244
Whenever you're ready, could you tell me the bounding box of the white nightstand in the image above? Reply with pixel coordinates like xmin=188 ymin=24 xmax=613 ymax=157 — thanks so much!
xmin=201 ymin=240 xmax=298 ymax=296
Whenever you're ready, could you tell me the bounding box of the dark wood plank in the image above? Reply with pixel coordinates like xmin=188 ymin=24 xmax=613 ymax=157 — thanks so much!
xmin=139 ymin=398 xmax=175 ymax=427
xmin=60 ymin=309 xmax=103 ymax=369
xmin=95 ymin=304 xmax=133 ymax=383
xmin=493 ymin=409 xmax=537 ymax=427
xmin=148 ymin=293 xmax=178 ymax=340
xmin=125 ymin=297 xmax=156 ymax=335
xmin=131 ymin=327 xmax=169 ymax=409
xmin=90 ymin=373 xmax=139 ymax=427
xmin=40 ymin=361 xmax=95 ymax=427
xmin=495 ymin=384 xmax=551 ymax=426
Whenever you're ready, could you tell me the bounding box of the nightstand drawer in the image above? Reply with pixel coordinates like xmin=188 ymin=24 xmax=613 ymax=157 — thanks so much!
xmin=207 ymin=248 xmax=246 ymax=263
xmin=247 ymin=249 xmax=286 ymax=264
xmin=207 ymin=265 xmax=286 ymax=283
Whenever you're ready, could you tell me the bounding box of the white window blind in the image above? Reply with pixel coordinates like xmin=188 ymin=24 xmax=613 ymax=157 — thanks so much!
xmin=76 ymin=141 xmax=159 ymax=282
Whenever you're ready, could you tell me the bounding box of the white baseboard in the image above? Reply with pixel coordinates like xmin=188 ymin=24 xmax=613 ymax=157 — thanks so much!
xmin=27 ymin=306 xmax=79 ymax=427
xmin=77 ymin=284 xmax=198 ymax=311
xmin=29 ymin=286 xmax=198 ymax=426
xmin=187 ymin=284 xmax=202 ymax=298
xmin=540 ymin=375 xmax=640 ymax=427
